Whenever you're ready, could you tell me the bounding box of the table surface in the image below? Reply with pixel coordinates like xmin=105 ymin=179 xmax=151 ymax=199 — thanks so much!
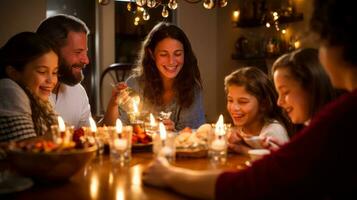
xmin=2 ymin=151 xmax=250 ymax=200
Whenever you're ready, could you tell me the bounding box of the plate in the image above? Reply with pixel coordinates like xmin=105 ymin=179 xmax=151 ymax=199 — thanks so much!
xmin=132 ymin=142 xmax=152 ymax=152
xmin=176 ymin=148 xmax=208 ymax=158
xmin=0 ymin=170 xmax=33 ymax=194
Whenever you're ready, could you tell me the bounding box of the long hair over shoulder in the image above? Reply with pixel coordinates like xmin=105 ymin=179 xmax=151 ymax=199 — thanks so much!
xmin=133 ymin=22 xmax=202 ymax=108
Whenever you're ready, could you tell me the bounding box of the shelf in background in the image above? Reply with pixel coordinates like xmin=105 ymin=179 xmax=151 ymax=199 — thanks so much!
xmin=235 ymin=13 xmax=304 ymax=28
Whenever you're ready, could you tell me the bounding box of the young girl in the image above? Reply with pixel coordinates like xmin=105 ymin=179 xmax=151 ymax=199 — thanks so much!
xmin=272 ymin=48 xmax=335 ymax=126
xmin=0 ymin=32 xmax=58 ymax=142
xmin=226 ymin=67 xmax=291 ymax=153
xmin=104 ymin=22 xmax=205 ymax=131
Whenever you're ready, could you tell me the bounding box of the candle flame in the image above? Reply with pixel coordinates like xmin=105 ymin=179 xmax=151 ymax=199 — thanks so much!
xmin=58 ymin=116 xmax=65 ymax=132
xmin=149 ymin=113 xmax=156 ymax=127
xmin=159 ymin=122 xmax=166 ymax=140
xmin=215 ymin=114 xmax=225 ymax=136
xmin=116 ymin=118 xmax=123 ymax=133
xmin=89 ymin=117 xmax=97 ymax=132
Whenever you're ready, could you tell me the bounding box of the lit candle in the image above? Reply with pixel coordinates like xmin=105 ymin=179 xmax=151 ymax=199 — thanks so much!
xmin=56 ymin=116 xmax=66 ymax=144
xmin=158 ymin=122 xmax=173 ymax=156
xmin=114 ymin=119 xmax=127 ymax=151
xmin=149 ymin=113 xmax=157 ymax=128
xmin=89 ymin=117 xmax=97 ymax=135
xmin=211 ymin=115 xmax=226 ymax=151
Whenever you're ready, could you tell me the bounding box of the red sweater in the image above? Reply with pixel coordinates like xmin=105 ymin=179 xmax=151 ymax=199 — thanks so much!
xmin=216 ymin=89 xmax=357 ymax=200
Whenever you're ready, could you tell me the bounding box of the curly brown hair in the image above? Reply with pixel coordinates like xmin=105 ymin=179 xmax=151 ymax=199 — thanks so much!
xmin=133 ymin=22 xmax=202 ymax=108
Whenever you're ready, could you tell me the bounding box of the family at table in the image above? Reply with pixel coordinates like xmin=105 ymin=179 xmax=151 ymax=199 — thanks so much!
xmin=1 ymin=0 xmax=356 ymax=198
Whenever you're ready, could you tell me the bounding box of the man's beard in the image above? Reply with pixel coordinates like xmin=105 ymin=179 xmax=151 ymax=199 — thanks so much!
xmin=58 ymin=58 xmax=84 ymax=86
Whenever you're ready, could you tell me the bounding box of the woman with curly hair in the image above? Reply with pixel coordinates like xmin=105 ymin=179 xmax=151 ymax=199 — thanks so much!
xmin=104 ymin=22 xmax=205 ymax=131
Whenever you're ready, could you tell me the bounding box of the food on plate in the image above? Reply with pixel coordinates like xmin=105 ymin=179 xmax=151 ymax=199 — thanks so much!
xmin=175 ymin=124 xmax=213 ymax=158
xmin=132 ymin=124 xmax=152 ymax=145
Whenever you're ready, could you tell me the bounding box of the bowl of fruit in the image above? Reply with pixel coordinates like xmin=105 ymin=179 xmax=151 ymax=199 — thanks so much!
xmin=131 ymin=124 xmax=152 ymax=152
xmin=6 ymin=131 xmax=97 ymax=182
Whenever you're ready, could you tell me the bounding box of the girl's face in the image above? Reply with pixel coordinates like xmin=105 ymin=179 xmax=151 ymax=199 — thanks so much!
xmin=15 ymin=51 xmax=58 ymax=101
xmin=273 ymin=67 xmax=310 ymax=124
xmin=226 ymin=85 xmax=261 ymax=128
xmin=153 ymin=38 xmax=184 ymax=81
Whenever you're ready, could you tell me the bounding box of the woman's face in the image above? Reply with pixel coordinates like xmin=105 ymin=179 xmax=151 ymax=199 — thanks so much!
xmin=273 ymin=67 xmax=310 ymax=124
xmin=16 ymin=51 xmax=58 ymax=101
xmin=153 ymin=38 xmax=184 ymax=81
xmin=226 ymin=85 xmax=261 ymax=128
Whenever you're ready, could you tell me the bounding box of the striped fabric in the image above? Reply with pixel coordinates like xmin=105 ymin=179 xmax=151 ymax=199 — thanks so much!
xmin=0 ymin=115 xmax=37 ymax=143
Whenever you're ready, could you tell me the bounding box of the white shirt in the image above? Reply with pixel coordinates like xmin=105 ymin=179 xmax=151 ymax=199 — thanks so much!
xmin=50 ymin=83 xmax=91 ymax=129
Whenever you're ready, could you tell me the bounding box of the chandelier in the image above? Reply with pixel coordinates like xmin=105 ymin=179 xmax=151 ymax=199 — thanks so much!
xmin=126 ymin=0 xmax=228 ymax=22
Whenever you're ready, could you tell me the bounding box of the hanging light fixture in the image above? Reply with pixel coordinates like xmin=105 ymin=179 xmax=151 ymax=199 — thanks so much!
xmin=126 ymin=0 xmax=228 ymax=22
xmin=99 ymin=0 xmax=227 ymax=25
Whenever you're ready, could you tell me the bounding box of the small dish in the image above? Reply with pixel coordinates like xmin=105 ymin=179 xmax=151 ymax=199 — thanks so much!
xmin=132 ymin=142 xmax=153 ymax=152
xmin=248 ymin=149 xmax=270 ymax=161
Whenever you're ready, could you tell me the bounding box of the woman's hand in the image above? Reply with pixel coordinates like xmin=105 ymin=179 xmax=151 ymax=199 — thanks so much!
xmin=109 ymin=82 xmax=127 ymax=107
xmin=162 ymin=119 xmax=175 ymax=131
xmin=142 ymin=157 xmax=171 ymax=188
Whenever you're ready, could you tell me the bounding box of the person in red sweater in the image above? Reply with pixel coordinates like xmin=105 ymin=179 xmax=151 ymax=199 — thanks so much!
xmin=142 ymin=0 xmax=357 ymax=199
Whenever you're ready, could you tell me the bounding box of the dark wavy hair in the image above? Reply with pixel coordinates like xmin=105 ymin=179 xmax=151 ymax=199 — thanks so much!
xmin=310 ymin=0 xmax=357 ymax=67
xmin=0 ymin=32 xmax=58 ymax=135
xmin=224 ymin=67 xmax=292 ymax=134
xmin=133 ymin=22 xmax=202 ymax=108
xmin=272 ymin=48 xmax=335 ymax=119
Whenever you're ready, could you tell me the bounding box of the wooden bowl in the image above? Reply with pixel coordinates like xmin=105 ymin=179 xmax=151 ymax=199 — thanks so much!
xmin=7 ymin=146 xmax=97 ymax=182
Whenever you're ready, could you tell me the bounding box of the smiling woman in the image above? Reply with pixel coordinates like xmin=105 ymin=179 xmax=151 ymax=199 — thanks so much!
xmin=0 ymin=32 xmax=58 ymax=143
xmin=104 ymin=22 xmax=206 ymax=131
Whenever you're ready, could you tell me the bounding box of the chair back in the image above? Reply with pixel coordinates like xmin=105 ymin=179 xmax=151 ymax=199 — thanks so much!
xmin=99 ymin=63 xmax=134 ymax=113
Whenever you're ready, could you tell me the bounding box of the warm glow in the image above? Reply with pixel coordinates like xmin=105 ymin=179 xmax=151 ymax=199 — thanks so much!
xmin=116 ymin=188 xmax=125 ymax=200
xmin=89 ymin=117 xmax=97 ymax=133
xmin=294 ymin=40 xmax=301 ymax=49
xmin=215 ymin=114 xmax=225 ymax=136
xmin=282 ymin=29 xmax=286 ymax=34
xmin=132 ymin=165 xmax=141 ymax=185
xmin=90 ymin=173 xmax=99 ymax=199
xmin=116 ymin=119 xmax=123 ymax=133
xmin=57 ymin=116 xmax=65 ymax=132
xmin=266 ymin=22 xmax=271 ymax=28
xmin=159 ymin=122 xmax=167 ymax=141
xmin=132 ymin=99 xmax=139 ymax=115
xmin=232 ymin=10 xmax=240 ymax=22
xmin=108 ymin=172 xmax=114 ymax=186
xmin=149 ymin=113 xmax=156 ymax=127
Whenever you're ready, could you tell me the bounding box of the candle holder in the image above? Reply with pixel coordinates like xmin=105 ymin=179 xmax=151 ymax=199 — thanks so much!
xmin=50 ymin=125 xmax=74 ymax=145
xmin=152 ymin=131 xmax=176 ymax=163
xmin=208 ymin=123 xmax=230 ymax=164
xmin=108 ymin=126 xmax=133 ymax=166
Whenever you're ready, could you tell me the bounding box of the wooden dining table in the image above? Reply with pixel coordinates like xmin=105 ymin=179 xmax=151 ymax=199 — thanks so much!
xmin=2 ymin=151 xmax=250 ymax=200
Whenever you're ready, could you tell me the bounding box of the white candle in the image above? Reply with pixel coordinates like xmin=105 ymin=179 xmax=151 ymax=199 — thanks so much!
xmin=89 ymin=117 xmax=97 ymax=134
xmin=211 ymin=138 xmax=226 ymax=151
xmin=114 ymin=138 xmax=127 ymax=151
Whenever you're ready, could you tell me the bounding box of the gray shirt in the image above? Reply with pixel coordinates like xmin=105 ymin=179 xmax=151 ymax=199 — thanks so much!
xmin=0 ymin=79 xmax=37 ymax=142
xmin=120 ymin=76 xmax=206 ymax=131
